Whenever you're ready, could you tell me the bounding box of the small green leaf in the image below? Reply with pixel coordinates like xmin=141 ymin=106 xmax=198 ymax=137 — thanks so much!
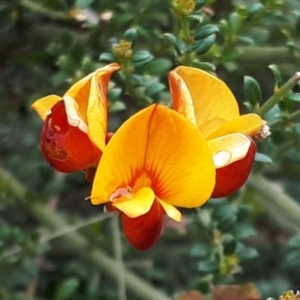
xmin=286 ymin=92 xmax=300 ymax=102
xmin=55 ymin=278 xmax=79 ymax=300
xmin=186 ymin=14 xmax=203 ymax=22
xmin=233 ymin=223 xmax=257 ymax=240
xmin=288 ymin=234 xmax=300 ymax=248
xmin=194 ymin=24 xmax=219 ymax=40
xmin=190 ymin=242 xmax=211 ymax=258
xmin=192 ymin=61 xmax=216 ymax=71
xmin=145 ymin=82 xmax=165 ymax=97
xmin=237 ymin=36 xmax=254 ymax=45
xmin=247 ymin=3 xmax=263 ymax=15
xmin=198 ymin=260 xmax=219 ymax=273
xmin=99 ymin=52 xmax=115 ymax=62
xmin=236 ymin=244 xmax=259 ymax=260
xmin=243 ymin=76 xmax=262 ymax=105
xmin=268 ymin=64 xmax=282 ymax=88
xmin=123 ymin=28 xmax=138 ymax=43
xmin=293 ymin=123 xmax=300 ymax=136
xmin=193 ymin=35 xmax=216 ymax=55
xmin=132 ymin=50 xmax=153 ymax=63
xmin=254 ymin=153 xmax=273 ymax=165
xmin=284 ymin=250 xmax=300 ymax=267
xmin=109 ymin=101 xmax=126 ymax=113
xmin=145 ymin=58 xmax=172 ymax=76
xmin=164 ymin=33 xmax=186 ymax=56
xmin=223 ymin=235 xmax=237 ymax=255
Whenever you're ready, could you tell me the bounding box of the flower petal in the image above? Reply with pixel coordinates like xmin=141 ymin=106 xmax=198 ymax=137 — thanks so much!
xmin=207 ymin=133 xmax=251 ymax=168
xmin=158 ymin=200 xmax=182 ymax=222
xmin=91 ymin=104 xmax=215 ymax=208
xmin=31 ymin=95 xmax=61 ymax=121
xmin=112 ymin=187 xmax=156 ymax=218
xmin=206 ymin=114 xmax=264 ymax=140
xmin=168 ymin=66 xmax=239 ymax=137
xmin=87 ymin=63 xmax=120 ymax=151
xmin=121 ymin=199 xmax=163 ymax=251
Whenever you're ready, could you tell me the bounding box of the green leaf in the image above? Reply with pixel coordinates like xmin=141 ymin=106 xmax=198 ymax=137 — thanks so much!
xmin=99 ymin=52 xmax=115 ymax=62
xmin=233 ymin=223 xmax=257 ymax=240
xmin=237 ymin=36 xmax=254 ymax=45
xmin=247 ymin=3 xmax=263 ymax=15
xmin=212 ymin=204 xmax=238 ymax=232
xmin=198 ymin=260 xmax=219 ymax=273
xmin=288 ymin=234 xmax=300 ymax=248
xmin=193 ymin=35 xmax=216 ymax=55
xmin=144 ymin=82 xmax=165 ymax=97
xmin=192 ymin=61 xmax=216 ymax=71
xmin=145 ymin=58 xmax=172 ymax=76
xmin=164 ymin=33 xmax=186 ymax=56
xmin=254 ymin=153 xmax=273 ymax=165
xmin=286 ymin=92 xmax=300 ymax=102
xmin=236 ymin=244 xmax=259 ymax=260
xmin=109 ymin=101 xmax=126 ymax=113
xmin=55 ymin=278 xmax=79 ymax=300
xmin=123 ymin=28 xmax=138 ymax=43
xmin=268 ymin=64 xmax=282 ymax=88
xmin=293 ymin=123 xmax=300 ymax=136
xmin=194 ymin=24 xmax=219 ymax=40
xmin=223 ymin=235 xmax=237 ymax=255
xmin=132 ymin=50 xmax=153 ymax=63
xmin=243 ymin=76 xmax=262 ymax=105
xmin=75 ymin=0 xmax=94 ymax=9
xmin=284 ymin=250 xmax=300 ymax=267
xmin=186 ymin=14 xmax=203 ymax=22
xmin=190 ymin=242 xmax=211 ymax=258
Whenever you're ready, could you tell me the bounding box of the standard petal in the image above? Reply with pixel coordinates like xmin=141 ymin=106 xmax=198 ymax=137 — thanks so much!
xmin=91 ymin=104 xmax=215 ymax=208
xmin=112 ymin=187 xmax=156 ymax=218
xmin=206 ymin=114 xmax=264 ymax=140
xmin=168 ymin=66 xmax=239 ymax=137
xmin=31 ymin=95 xmax=61 ymax=121
xmin=87 ymin=63 xmax=120 ymax=151
xmin=207 ymin=133 xmax=251 ymax=168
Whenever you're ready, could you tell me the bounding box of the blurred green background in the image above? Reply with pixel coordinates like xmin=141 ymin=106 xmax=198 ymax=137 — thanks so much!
xmin=1 ymin=0 xmax=300 ymax=299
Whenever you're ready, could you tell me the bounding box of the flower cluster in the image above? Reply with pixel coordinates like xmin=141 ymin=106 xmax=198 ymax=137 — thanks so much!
xmin=32 ymin=63 xmax=269 ymax=251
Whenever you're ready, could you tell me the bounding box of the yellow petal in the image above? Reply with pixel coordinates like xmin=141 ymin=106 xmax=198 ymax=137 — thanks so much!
xmin=208 ymin=133 xmax=251 ymax=168
xmin=112 ymin=187 xmax=155 ymax=218
xmin=31 ymin=95 xmax=61 ymax=121
xmin=168 ymin=66 xmax=240 ymax=137
xmin=158 ymin=200 xmax=182 ymax=222
xmin=87 ymin=63 xmax=120 ymax=151
xmin=91 ymin=104 xmax=216 ymax=208
xmin=206 ymin=113 xmax=264 ymax=140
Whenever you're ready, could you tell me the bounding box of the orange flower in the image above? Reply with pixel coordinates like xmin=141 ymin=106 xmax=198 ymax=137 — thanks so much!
xmin=90 ymin=104 xmax=216 ymax=250
xmin=168 ymin=66 xmax=269 ymax=198
xmin=31 ymin=63 xmax=120 ymax=172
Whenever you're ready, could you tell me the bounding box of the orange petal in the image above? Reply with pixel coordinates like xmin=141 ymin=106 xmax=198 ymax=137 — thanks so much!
xmin=91 ymin=104 xmax=215 ymax=208
xmin=168 ymin=66 xmax=239 ymax=138
xmin=212 ymin=136 xmax=256 ymax=198
xmin=112 ymin=187 xmax=156 ymax=218
xmin=121 ymin=199 xmax=163 ymax=251
xmin=206 ymin=114 xmax=264 ymax=140
xmin=208 ymin=133 xmax=251 ymax=168
xmin=87 ymin=63 xmax=120 ymax=151
xmin=31 ymin=95 xmax=61 ymax=121
xmin=158 ymin=200 xmax=182 ymax=222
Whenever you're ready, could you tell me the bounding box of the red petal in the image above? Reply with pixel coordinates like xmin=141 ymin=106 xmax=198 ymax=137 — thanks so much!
xmin=212 ymin=137 xmax=256 ymax=198
xmin=41 ymin=100 xmax=101 ymax=173
xmin=121 ymin=199 xmax=163 ymax=251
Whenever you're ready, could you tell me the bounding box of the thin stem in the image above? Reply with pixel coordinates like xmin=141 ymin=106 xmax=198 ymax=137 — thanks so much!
xmin=181 ymin=17 xmax=192 ymax=66
xmin=112 ymin=214 xmax=127 ymax=300
xmin=257 ymin=72 xmax=300 ymax=117
xmin=0 ymin=166 xmax=172 ymax=300
xmin=20 ymin=0 xmax=68 ymax=21
xmin=248 ymin=173 xmax=300 ymax=230
xmin=268 ymin=109 xmax=300 ymax=128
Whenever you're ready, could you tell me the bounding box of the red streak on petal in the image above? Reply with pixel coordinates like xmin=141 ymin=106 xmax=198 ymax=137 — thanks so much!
xmin=41 ymin=100 xmax=101 ymax=173
xmin=121 ymin=199 xmax=163 ymax=251
xmin=212 ymin=137 xmax=256 ymax=198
